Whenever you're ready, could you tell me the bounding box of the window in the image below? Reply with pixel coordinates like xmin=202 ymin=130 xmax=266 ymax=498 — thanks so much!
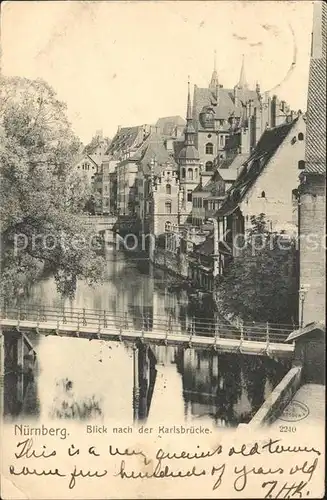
xmin=166 ymin=184 xmax=171 ymax=195
xmin=298 ymin=160 xmax=305 ymax=170
xmin=182 ymin=168 xmax=186 ymax=179
xmin=261 ymin=190 xmax=266 ymax=198
xmin=188 ymin=168 xmax=193 ymax=180
xmin=205 ymin=161 xmax=213 ymax=172
xmin=195 ymin=168 xmax=198 ymax=179
xmin=187 ymin=190 xmax=192 ymax=202
xmin=207 ymin=134 xmax=212 ymax=138
xmin=219 ymin=135 xmax=224 ymax=147
xmin=298 ymin=132 xmax=304 ymax=141
xmin=205 ymin=142 xmax=214 ymax=154
xmin=165 ymin=221 xmax=172 ymax=232
xmin=165 ymin=202 xmax=172 ymax=214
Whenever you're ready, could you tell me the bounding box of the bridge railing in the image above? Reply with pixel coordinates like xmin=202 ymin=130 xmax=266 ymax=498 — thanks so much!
xmin=0 ymin=304 xmax=296 ymax=344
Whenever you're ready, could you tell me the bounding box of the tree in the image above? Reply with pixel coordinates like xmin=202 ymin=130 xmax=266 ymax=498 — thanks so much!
xmin=216 ymin=214 xmax=298 ymax=324
xmin=0 ymin=76 xmax=106 ymax=302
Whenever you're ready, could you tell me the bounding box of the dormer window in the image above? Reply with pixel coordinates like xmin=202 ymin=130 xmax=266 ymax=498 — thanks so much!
xmin=298 ymin=160 xmax=305 ymax=170
xmin=261 ymin=190 xmax=266 ymax=198
xmin=298 ymin=132 xmax=304 ymax=141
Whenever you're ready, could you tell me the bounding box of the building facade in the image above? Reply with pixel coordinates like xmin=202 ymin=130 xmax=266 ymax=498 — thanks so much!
xmin=191 ymin=55 xmax=294 ymax=174
xmin=298 ymin=1 xmax=326 ymax=326
xmin=214 ymin=114 xmax=306 ymax=271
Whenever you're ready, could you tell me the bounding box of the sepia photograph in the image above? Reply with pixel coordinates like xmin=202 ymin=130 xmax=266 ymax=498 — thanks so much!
xmin=0 ymin=1 xmax=325 ymax=498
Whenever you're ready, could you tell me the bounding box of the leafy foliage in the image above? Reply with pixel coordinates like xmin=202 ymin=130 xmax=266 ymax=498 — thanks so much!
xmin=216 ymin=214 xmax=298 ymax=323
xmin=50 ymin=378 xmax=102 ymax=420
xmin=0 ymin=76 xmax=106 ymax=302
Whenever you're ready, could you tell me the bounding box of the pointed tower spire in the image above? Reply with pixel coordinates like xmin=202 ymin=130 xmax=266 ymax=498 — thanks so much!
xmin=238 ymin=54 xmax=248 ymax=88
xmin=209 ymin=50 xmax=219 ymax=91
xmin=178 ymin=78 xmax=199 ymax=167
xmin=184 ymin=77 xmax=196 ymax=146
xmin=186 ymin=77 xmax=192 ymax=121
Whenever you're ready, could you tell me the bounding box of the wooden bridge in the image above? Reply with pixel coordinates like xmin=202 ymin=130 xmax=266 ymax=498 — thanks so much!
xmin=0 ymin=305 xmax=295 ymax=356
xmin=0 ymin=305 xmax=296 ymax=419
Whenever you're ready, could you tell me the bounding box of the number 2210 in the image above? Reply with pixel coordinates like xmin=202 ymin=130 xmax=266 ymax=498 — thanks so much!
xmin=279 ymin=426 xmax=297 ymax=432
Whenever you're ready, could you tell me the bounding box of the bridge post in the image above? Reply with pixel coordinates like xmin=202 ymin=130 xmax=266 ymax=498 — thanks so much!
xmin=138 ymin=344 xmax=149 ymax=421
xmin=132 ymin=344 xmax=140 ymax=423
xmin=266 ymin=322 xmax=270 ymax=350
xmin=36 ymin=307 xmax=40 ymax=329
xmin=56 ymin=311 xmax=60 ymax=334
xmin=17 ymin=305 xmax=21 ymax=330
xmin=41 ymin=305 xmax=46 ymax=322
xmin=76 ymin=312 xmax=80 ymax=336
xmin=16 ymin=334 xmax=24 ymax=406
xmin=240 ymin=323 xmax=244 ymax=348
xmin=214 ymin=321 xmax=219 ymax=351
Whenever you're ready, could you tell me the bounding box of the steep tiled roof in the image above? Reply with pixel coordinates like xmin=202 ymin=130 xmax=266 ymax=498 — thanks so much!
xmin=173 ymin=139 xmax=185 ymax=159
xmin=216 ymin=118 xmax=299 ymax=217
xmin=155 ymin=116 xmax=186 ymax=137
xmin=193 ymin=85 xmax=259 ymax=127
xmin=133 ymin=132 xmax=176 ymax=175
xmin=304 ymin=1 xmax=326 ymax=176
xmin=201 ymin=170 xmax=225 ymax=194
xmin=106 ymin=126 xmax=146 ymax=157
xmin=218 ymin=153 xmax=248 ymax=181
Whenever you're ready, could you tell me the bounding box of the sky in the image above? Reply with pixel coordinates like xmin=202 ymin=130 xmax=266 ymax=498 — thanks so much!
xmin=2 ymin=1 xmax=314 ymax=144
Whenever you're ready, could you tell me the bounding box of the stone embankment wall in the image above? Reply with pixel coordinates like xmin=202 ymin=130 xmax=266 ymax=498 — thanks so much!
xmin=245 ymin=365 xmax=302 ymax=428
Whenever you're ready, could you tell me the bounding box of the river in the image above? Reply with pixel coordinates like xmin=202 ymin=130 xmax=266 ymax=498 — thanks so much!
xmin=8 ymin=248 xmax=290 ymax=428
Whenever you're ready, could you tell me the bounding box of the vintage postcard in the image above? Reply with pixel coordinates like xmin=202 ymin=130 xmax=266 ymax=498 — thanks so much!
xmin=0 ymin=0 xmax=325 ymax=498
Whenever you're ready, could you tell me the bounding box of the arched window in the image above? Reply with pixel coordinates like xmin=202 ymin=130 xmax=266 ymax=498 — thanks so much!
xmin=298 ymin=160 xmax=305 ymax=170
xmin=205 ymin=142 xmax=214 ymax=154
xmin=187 ymin=168 xmax=193 ymax=180
xmin=261 ymin=190 xmax=266 ymax=198
xmin=205 ymin=161 xmax=213 ymax=172
xmin=298 ymin=132 xmax=304 ymax=141
xmin=166 ymin=184 xmax=171 ymax=195
xmin=182 ymin=168 xmax=186 ymax=179
xmin=165 ymin=201 xmax=172 ymax=214
xmin=165 ymin=221 xmax=172 ymax=232
xmin=194 ymin=168 xmax=198 ymax=179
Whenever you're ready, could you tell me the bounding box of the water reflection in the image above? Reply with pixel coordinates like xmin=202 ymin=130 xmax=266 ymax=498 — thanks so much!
xmin=5 ymin=251 xmax=291 ymax=427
